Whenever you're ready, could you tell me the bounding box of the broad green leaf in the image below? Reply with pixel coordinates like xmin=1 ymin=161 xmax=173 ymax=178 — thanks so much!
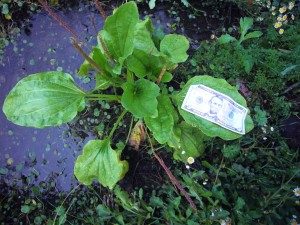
xmin=74 ymin=139 xmax=128 ymax=189
xmin=173 ymin=122 xmax=206 ymax=162
xmin=126 ymin=50 xmax=151 ymax=78
xmin=126 ymin=18 xmax=163 ymax=78
xmin=167 ymin=129 xmax=181 ymax=150
xmin=145 ymin=95 xmax=174 ymax=144
xmin=160 ymin=34 xmax=189 ymax=64
xmin=99 ymin=2 xmax=139 ymax=74
xmin=244 ymin=31 xmax=263 ymax=40
xmin=2 ymin=72 xmax=85 ymax=128
xmin=218 ymin=34 xmax=237 ymax=44
xmin=240 ymin=17 xmax=253 ymax=37
xmin=127 ymin=50 xmax=164 ymax=79
xmin=133 ymin=18 xmax=159 ymax=55
xmin=177 ymin=75 xmax=254 ymax=140
xmin=121 ymin=79 xmax=160 ymax=118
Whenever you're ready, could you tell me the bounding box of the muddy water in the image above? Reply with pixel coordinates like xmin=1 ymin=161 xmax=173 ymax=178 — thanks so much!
xmin=0 ymin=4 xmax=172 ymax=191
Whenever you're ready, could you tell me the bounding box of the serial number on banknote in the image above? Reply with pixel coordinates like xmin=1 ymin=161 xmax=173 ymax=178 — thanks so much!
xmin=181 ymin=85 xmax=248 ymax=134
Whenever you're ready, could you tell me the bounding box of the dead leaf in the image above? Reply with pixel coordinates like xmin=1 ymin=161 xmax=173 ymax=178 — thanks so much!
xmin=129 ymin=120 xmax=145 ymax=150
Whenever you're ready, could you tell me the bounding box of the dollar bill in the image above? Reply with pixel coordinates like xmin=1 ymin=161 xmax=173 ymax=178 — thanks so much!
xmin=181 ymin=85 xmax=248 ymax=134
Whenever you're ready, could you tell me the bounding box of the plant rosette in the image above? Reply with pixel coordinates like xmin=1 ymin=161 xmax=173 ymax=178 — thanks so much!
xmin=2 ymin=2 xmax=253 ymax=189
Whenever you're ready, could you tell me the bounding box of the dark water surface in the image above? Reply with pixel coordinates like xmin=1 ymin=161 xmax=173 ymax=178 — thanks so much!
xmin=0 ymin=4 xmax=172 ymax=191
xmin=0 ymin=5 xmax=102 ymax=191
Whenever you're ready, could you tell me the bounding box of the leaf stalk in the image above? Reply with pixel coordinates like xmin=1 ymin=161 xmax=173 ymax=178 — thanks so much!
xmin=108 ymin=110 xmax=127 ymax=139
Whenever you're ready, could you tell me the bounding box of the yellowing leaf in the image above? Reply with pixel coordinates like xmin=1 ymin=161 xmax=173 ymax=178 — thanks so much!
xmin=129 ymin=120 xmax=146 ymax=150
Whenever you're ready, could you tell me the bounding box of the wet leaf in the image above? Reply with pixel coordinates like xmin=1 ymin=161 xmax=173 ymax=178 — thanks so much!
xmin=74 ymin=139 xmax=128 ymax=189
xmin=2 ymin=72 xmax=85 ymax=128
xmin=177 ymin=75 xmax=254 ymax=140
xmin=99 ymin=2 xmax=139 ymax=74
xmin=144 ymin=95 xmax=174 ymax=144
xmin=129 ymin=120 xmax=146 ymax=150
xmin=160 ymin=34 xmax=189 ymax=64
xmin=121 ymin=79 xmax=160 ymax=118
xmin=126 ymin=18 xmax=163 ymax=78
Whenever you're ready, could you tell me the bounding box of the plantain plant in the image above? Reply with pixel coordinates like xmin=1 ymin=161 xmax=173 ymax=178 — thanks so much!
xmin=2 ymin=2 xmax=254 ymax=189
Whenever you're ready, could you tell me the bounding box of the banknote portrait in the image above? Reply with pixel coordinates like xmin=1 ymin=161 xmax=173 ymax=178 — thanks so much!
xmin=208 ymin=96 xmax=223 ymax=120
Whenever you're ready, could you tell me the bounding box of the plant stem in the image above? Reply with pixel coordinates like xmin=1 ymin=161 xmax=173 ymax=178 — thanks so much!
xmin=53 ymin=184 xmax=81 ymax=224
xmin=108 ymin=110 xmax=127 ymax=139
xmin=263 ymin=172 xmax=297 ymax=209
xmin=38 ymin=0 xmax=80 ymax=42
xmin=125 ymin=116 xmax=134 ymax=145
xmin=213 ymin=157 xmax=224 ymax=185
xmin=146 ymin=131 xmax=197 ymax=211
xmin=86 ymin=93 xmax=121 ymax=101
xmin=70 ymin=37 xmax=104 ymax=74
xmin=70 ymin=38 xmax=122 ymax=86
